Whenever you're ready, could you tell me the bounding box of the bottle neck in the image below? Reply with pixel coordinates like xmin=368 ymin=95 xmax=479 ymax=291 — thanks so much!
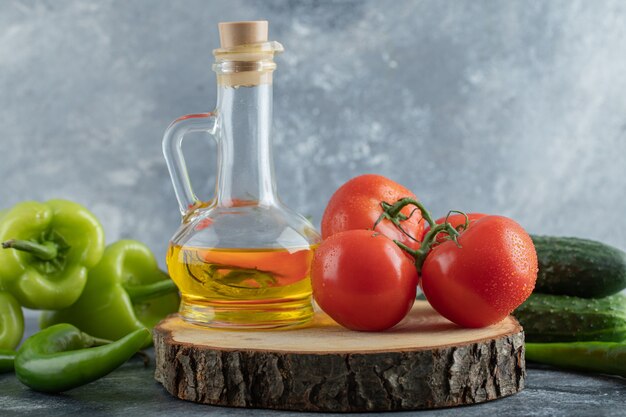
xmin=215 ymin=83 xmax=277 ymax=207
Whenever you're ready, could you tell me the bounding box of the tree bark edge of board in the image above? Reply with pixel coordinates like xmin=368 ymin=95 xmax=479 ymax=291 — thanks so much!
xmin=153 ymin=318 xmax=525 ymax=412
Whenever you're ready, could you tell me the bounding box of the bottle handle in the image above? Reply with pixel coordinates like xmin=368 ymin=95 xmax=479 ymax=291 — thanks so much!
xmin=162 ymin=113 xmax=218 ymax=215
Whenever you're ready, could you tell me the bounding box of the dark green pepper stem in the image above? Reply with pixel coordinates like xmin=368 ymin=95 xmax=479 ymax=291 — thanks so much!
xmin=124 ymin=279 xmax=179 ymax=304
xmin=89 ymin=336 xmax=114 ymax=346
xmin=0 ymin=349 xmax=16 ymax=374
xmin=2 ymin=239 xmax=58 ymax=261
xmin=526 ymin=341 xmax=626 ymax=378
xmin=15 ymin=323 xmax=149 ymax=393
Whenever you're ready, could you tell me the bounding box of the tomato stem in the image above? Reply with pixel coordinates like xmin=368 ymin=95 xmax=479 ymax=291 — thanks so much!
xmin=373 ymin=197 xmax=436 ymax=244
xmin=373 ymin=202 xmax=418 ymax=243
xmin=394 ymin=222 xmax=458 ymax=273
xmin=445 ymin=210 xmax=470 ymax=234
xmin=373 ymin=197 xmax=470 ymax=273
xmin=378 ymin=199 xmax=467 ymax=274
xmin=376 ymin=198 xmax=437 ymax=230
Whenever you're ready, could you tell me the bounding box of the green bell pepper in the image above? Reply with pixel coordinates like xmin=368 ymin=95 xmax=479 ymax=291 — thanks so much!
xmin=15 ymin=323 xmax=149 ymax=393
xmin=40 ymin=240 xmax=179 ymax=346
xmin=0 ymin=200 xmax=105 ymax=310
xmin=0 ymin=291 xmax=24 ymax=350
xmin=0 ymin=348 xmax=16 ymax=373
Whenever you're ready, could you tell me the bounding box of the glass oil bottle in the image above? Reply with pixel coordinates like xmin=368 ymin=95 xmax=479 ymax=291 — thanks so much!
xmin=162 ymin=21 xmax=320 ymax=329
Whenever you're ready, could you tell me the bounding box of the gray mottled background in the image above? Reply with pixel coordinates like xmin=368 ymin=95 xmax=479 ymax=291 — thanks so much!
xmin=1 ymin=0 xmax=625 ymax=266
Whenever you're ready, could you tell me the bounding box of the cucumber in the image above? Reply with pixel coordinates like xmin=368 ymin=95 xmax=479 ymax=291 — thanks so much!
xmin=531 ymin=235 xmax=626 ymax=298
xmin=514 ymin=293 xmax=626 ymax=343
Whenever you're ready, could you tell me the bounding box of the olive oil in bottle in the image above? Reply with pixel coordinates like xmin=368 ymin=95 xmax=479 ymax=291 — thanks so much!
xmin=167 ymin=244 xmax=316 ymax=328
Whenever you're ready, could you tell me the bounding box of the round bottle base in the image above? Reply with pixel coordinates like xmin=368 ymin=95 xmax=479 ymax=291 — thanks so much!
xmin=179 ymin=295 xmax=314 ymax=330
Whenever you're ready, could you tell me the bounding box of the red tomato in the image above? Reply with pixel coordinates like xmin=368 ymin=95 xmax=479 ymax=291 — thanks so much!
xmin=321 ymin=174 xmax=424 ymax=251
xmin=421 ymin=215 xmax=537 ymax=328
xmin=421 ymin=213 xmax=487 ymax=244
xmin=311 ymin=230 xmax=418 ymax=331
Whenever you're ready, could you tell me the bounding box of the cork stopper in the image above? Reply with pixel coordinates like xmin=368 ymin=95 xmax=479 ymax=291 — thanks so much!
xmin=214 ymin=21 xmax=281 ymax=87
xmin=219 ymin=21 xmax=268 ymax=48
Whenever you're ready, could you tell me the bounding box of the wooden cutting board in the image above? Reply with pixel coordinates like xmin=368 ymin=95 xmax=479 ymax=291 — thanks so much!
xmin=153 ymin=301 xmax=525 ymax=412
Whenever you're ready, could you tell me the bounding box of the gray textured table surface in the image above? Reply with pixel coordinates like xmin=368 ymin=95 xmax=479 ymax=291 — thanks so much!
xmin=2 ymin=362 xmax=625 ymax=417
xmin=1 ymin=318 xmax=625 ymax=417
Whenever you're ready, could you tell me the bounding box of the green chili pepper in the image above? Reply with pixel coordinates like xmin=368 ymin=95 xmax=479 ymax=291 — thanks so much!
xmin=0 ymin=291 xmax=24 ymax=349
xmin=0 ymin=200 xmax=105 ymax=310
xmin=15 ymin=323 xmax=149 ymax=393
xmin=40 ymin=240 xmax=179 ymax=347
xmin=526 ymin=341 xmax=626 ymax=377
xmin=0 ymin=348 xmax=16 ymax=373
